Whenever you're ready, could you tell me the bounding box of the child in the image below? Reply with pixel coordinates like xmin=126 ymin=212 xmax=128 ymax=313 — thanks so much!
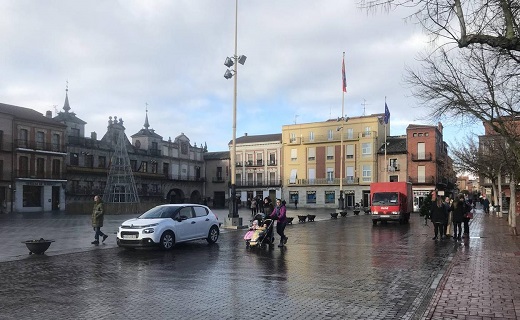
xmin=244 ymin=220 xmax=260 ymax=241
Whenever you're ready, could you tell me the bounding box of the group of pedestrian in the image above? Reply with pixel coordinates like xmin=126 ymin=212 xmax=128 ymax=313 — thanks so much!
xmin=429 ymin=191 xmax=471 ymax=241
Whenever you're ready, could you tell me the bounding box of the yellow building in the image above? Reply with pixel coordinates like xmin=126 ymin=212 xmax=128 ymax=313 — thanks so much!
xmin=282 ymin=114 xmax=386 ymax=209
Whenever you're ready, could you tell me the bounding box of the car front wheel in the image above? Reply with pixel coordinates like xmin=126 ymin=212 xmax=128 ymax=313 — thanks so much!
xmin=160 ymin=231 xmax=175 ymax=250
xmin=206 ymin=226 xmax=219 ymax=244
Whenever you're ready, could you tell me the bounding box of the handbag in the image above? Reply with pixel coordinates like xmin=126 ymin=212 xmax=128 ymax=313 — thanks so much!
xmin=465 ymin=210 xmax=474 ymax=219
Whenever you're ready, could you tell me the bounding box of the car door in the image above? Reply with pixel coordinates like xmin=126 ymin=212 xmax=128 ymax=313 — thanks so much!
xmin=192 ymin=205 xmax=212 ymax=237
xmin=176 ymin=206 xmax=197 ymax=241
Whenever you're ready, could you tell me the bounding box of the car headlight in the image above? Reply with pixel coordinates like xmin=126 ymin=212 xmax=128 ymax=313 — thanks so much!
xmin=392 ymin=211 xmax=400 ymax=215
xmin=143 ymin=228 xmax=155 ymax=234
xmin=372 ymin=211 xmax=378 ymax=215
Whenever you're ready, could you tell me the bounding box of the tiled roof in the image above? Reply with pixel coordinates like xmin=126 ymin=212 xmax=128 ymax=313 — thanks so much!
xmin=229 ymin=133 xmax=282 ymax=145
xmin=377 ymin=136 xmax=407 ymax=154
xmin=0 ymin=102 xmax=67 ymax=127
xmin=204 ymin=151 xmax=230 ymax=160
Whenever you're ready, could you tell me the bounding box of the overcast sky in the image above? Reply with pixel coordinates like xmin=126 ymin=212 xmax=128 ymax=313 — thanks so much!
xmin=0 ymin=0 xmax=481 ymax=151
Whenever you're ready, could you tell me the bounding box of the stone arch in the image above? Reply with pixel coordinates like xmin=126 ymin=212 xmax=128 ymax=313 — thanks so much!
xmin=190 ymin=190 xmax=202 ymax=204
xmin=167 ymin=188 xmax=185 ymax=204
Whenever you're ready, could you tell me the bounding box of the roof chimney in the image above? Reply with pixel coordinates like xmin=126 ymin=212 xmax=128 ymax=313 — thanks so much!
xmin=244 ymin=133 xmax=248 ymax=136
xmin=91 ymin=132 xmax=97 ymax=140
xmin=437 ymin=122 xmax=443 ymax=134
xmin=46 ymin=110 xmax=52 ymax=118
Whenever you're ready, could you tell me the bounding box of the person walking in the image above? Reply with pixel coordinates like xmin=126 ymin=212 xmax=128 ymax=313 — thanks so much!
xmin=463 ymin=198 xmax=472 ymax=237
xmin=91 ymin=195 xmax=108 ymax=245
xmin=263 ymin=197 xmax=274 ymax=217
xmin=250 ymin=198 xmax=257 ymax=217
xmin=270 ymin=199 xmax=288 ymax=247
xmin=294 ymin=199 xmax=298 ymax=210
xmin=443 ymin=196 xmax=453 ymax=238
xmin=430 ymin=192 xmax=448 ymax=240
xmin=451 ymin=194 xmax=465 ymax=241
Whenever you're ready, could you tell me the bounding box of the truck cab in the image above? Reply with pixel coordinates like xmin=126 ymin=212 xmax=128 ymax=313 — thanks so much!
xmin=370 ymin=182 xmax=412 ymax=225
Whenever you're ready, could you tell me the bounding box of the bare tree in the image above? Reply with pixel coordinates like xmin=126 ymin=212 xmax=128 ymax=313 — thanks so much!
xmin=359 ymin=0 xmax=520 ymax=57
xmin=407 ymin=44 xmax=519 ymax=233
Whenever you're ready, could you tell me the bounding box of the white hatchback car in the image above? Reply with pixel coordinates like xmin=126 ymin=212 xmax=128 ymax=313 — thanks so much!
xmin=117 ymin=204 xmax=220 ymax=250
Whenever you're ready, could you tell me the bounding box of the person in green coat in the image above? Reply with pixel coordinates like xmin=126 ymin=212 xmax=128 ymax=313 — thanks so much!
xmin=91 ymin=195 xmax=108 ymax=245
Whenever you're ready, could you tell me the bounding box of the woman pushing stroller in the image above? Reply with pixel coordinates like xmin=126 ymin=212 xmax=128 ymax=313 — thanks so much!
xmin=269 ymin=199 xmax=288 ymax=247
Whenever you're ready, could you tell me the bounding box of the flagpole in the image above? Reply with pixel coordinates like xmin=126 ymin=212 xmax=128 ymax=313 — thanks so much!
xmin=339 ymin=52 xmax=345 ymax=212
xmin=384 ymin=96 xmax=387 ymax=182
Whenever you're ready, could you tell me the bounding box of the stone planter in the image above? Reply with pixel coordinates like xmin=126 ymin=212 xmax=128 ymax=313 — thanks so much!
xmin=22 ymin=239 xmax=55 ymax=255
xmin=286 ymin=217 xmax=294 ymax=224
xmin=297 ymin=215 xmax=307 ymax=222
xmin=330 ymin=212 xmax=339 ymax=219
xmin=340 ymin=211 xmax=348 ymax=217
xmin=307 ymin=214 xmax=316 ymax=222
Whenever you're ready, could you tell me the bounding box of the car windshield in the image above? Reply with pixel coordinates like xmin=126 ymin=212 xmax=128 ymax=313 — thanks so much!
xmin=138 ymin=206 xmax=178 ymax=219
xmin=372 ymin=192 xmax=398 ymax=205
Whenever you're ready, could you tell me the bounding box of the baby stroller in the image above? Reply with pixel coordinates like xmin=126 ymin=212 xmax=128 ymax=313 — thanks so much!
xmin=244 ymin=216 xmax=275 ymax=248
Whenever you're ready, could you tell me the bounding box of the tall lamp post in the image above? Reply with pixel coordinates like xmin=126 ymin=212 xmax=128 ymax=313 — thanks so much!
xmin=224 ymin=0 xmax=246 ymax=221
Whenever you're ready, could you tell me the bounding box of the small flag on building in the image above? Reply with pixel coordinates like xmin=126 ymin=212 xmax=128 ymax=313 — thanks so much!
xmin=384 ymin=102 xmax=390 ymax=124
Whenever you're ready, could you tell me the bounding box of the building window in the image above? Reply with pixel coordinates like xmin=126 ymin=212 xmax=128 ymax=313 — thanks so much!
xmin=306 ymin=191 xmax=316 ymax=204
xmin=363 ymin=126 xmax=371 ymax=137
xmin=36 ymin=158 xmax=45 ymax=178
xmin=346 ymin=128 xmax=354 ymax=139
xmin=425 ymin=132 xmax=429 ymax=136
xmin=326 ymin=146 xmax=334 ymax=160
xmin=362 ymin=165 xmax=372 ymax=182
xmin=327 ymin=168 xmax=334 ymax=181
xmin=130 ymin=160 xmax=137 ymax=171
xmin=19 ymin=156 xmax=29 ymax=176
xmin=36 ymin=131 xmax=45 ymax=149
xmin=389 ymin=158 xmax=398 ymax=172
xmin=418 ymin=166 xmax=426 ymax=183
xmin=256 ymin=152 xmax=263 ymax=166
xmin=151 ymin=161 xmax=158 ymax=174
xmin=85 ymin=154 xmax=94 ymax=168
xmin=70 ymin=153 xmax=79 ymax=166
xmin=325 ymin=191 xmax=335 ymax=203
xmin=308 ymin=147 xmax=316 ymax=161
xmin=19 ymin=129 xmax=28 ymax=147
xmin=52 ymin=134 xmax=60 ymax=151
xmin=52 ymin=159 xmax=61 ymax=178
xmin=290 ymin=133 xmax=296 ymax=143
xmin=413 ymin=133 xmax=417 ymax=137
xmin=71 ymin=128 xmax=80 ymax=137
xmin=389 ymin=175 xmax=399 ymax=182
xmin=346 ymin=145 xmax=354 ymax=159
xmin=418 ymin=133 xmax=424 ymax=137
xmin=362 ymin=143 xmax=371 ymax=156
xmin=163 ymin=163 xmax=169 ymax=176
xmin=328 ymin=130 xmax=333 ymax=141
xmin=23 ymin=186 xmax=42 ymax=207
xmin=291 ymin=148 xmax=297 ymax=161
xmin=0 ymin=159 xmax=3 ymax=180
xmin=346 ymin=166 xmax=354 ymax=183
xmin=309 ymin=131 xmax=314 ymax=142
xmin=98 ymin=156 xmax=106 ymax=168
xmin=216 ymin=167 xmax=223 ymax=180
xmin=140 ymin=161 xmax=148 ymax=173
xmin=269 ymin=153 xmax=276 ymax=165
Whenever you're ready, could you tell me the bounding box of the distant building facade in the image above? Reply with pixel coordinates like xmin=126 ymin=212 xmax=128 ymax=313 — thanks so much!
xmin=203 ymin=151 xmax=230 ymax=208
xmin=0 ymin=103 xmax=67 ymax=213
xmin=231 ymin=133 xmax=283 ymax=205
xmin=282 ymin=114 xmax=385 ymax=209
xmin=376 ymin=135 xmax=408 ymax=183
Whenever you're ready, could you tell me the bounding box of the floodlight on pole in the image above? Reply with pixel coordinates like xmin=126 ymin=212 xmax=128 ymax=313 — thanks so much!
xmin=223 ymin=0 xmax=246 ymax=222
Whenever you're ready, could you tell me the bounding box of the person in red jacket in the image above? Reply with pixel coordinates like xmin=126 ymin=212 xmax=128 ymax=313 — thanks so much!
xmin=270 ymin=199 xmax=288 ymax=247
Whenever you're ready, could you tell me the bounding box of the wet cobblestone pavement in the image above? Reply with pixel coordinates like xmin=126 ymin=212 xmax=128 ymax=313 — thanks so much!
xmin=0 ymin=207 xmax=518 ymax=320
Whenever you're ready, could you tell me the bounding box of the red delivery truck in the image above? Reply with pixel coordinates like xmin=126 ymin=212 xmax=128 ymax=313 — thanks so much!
xmin=370 ymin=182 xmax=413 ymax=225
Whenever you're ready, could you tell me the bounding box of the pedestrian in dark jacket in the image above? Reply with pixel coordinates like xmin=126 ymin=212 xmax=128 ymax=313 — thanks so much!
xmin=430 ymin=192 xmax=448 ymax=240
xmin=451 ymin=195 xmax=465 ymax=241
xmin=263 ymin=197 xmax=274 ymax=217
xmin=270 ymin=199 xmax=288 ymax=247
xmin=91 ymin=195 xmax=108 ymax=245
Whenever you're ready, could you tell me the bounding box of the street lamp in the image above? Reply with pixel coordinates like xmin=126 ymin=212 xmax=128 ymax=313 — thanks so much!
xmin=224 ymin=0 xmax=247 ymax=220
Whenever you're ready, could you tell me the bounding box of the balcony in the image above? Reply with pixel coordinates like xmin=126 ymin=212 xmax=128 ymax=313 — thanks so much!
xmin=15 ymin=170 xmax=65 ymax=180
xmin=149 ymin=149 xmax=161 ymax=157
xmin=15 ymin=139 xmax=66 ymax=153
xmin=236 ymin=179 xmax=282 ymax=188
xmin=169 ymin=174 xmax=205 ymax=182
xmin=411 ymin=152 xmax=432 ymax=161
xmin=388 ymin=164 xmax=400 ymax=172
xmin=68 ymin=136 xmax=96 ymax=148
xmin=267 ymin=160 xmax=277 ymax=166
xmin=287 ymin=177 xmax=360 ymax=186
xmin=211 ymin=177 xmax=227 ymax=183
xmin=408 ymin=176 xmax=435 ymax=184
